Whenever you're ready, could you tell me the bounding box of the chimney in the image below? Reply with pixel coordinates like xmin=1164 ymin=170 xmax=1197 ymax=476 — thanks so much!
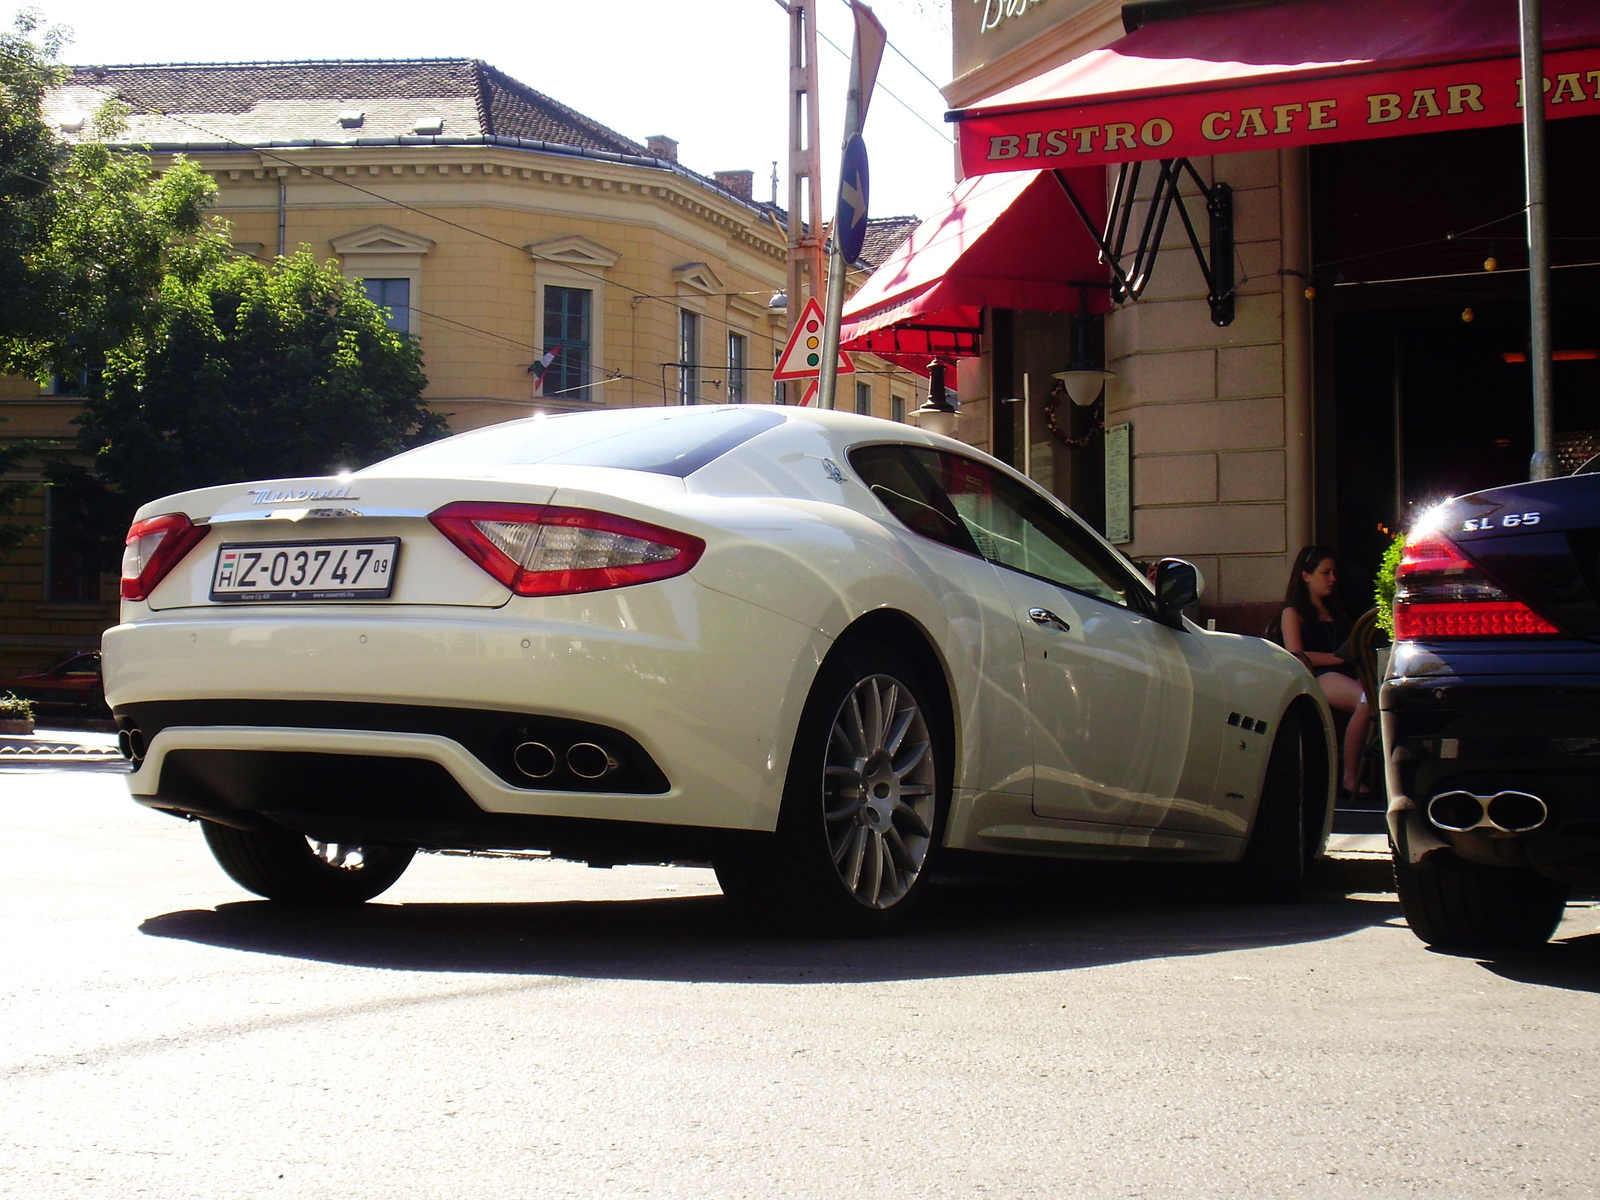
xmin=714 ymin=170 xmax=754 ymax=201
xmin=646 ymin=135 xmax=679 ymax=163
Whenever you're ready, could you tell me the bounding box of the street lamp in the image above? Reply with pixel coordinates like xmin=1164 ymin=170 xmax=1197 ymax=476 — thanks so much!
xmin=1053 ymin=311 xmax=1115 ymax=407
xmin=911 ymin=359 xmax=957 ymax=437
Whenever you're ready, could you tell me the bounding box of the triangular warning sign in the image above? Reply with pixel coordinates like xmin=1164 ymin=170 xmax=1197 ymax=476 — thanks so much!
xmin=773 ymin=296 xmax=855 ymax=381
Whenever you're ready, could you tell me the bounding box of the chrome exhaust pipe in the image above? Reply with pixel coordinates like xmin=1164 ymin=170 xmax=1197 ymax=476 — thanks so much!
xmin=118 ymin=727 xmax=146 ymax=763
xmin=1486 ymin=790 xmax=1548 ymax=834
xmin=512 ymin=741 xmax=557 ymax=780
xmin=1427 ymin=789 xmax=1548 ymax=834
xmin=566 ymin=741 xmax=617 ymax=780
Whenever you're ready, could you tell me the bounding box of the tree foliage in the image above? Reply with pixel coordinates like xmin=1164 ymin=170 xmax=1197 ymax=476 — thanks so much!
xmin=0 ymin=10 xmax=66 ymax=550
xmin=0 ymin=10 xmax=66 ymax=342
xmin=1 ymin=19 xmax=443 ymax=561
xmin=72 ymin=249 xmax=442 ymax=518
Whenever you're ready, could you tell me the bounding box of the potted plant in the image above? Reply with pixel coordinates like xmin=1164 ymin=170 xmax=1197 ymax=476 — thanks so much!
xmin=0 ymin=691 xmax=35 ymax=736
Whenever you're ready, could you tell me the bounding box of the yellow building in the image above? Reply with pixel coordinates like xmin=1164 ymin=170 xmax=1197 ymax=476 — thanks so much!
xmin=0 ymin=59 xmax=920 ymax=675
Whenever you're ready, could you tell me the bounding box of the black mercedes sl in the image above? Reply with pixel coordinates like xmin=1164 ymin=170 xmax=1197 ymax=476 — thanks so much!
xmin=1384 ymin=472 xmax=1600 ymax=948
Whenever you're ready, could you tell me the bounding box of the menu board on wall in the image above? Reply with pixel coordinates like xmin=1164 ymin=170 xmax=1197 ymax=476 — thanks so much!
xmin=1104 ymin=422 xmax=1131 ymax=544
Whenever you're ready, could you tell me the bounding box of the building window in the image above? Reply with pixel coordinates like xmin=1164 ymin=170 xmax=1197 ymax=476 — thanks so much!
xmin=892 ymin=395 xmax=906 ymax=423
xmin=855 ymin=381 xmax=873 ymax=416
xmin=727 ymin=332 xmax=747 ymax=403
xmin=773 ymin=348 xmax=784 ymax=403
xmin=679 ymin=309 xmax=700 ymax=404
xmin=45 ymin=488 xmax=101 ymax=603
xmin=361 ymin=278 xmax=411 ymax=334
xmin=542 ymin=285 xmax=593 ymax=401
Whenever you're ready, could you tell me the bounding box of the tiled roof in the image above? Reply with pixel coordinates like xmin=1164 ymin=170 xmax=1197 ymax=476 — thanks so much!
xmin=50 ymin=58 xmax=649 ymax=155
xmin=857 ymin=216 xmax=920 ymax=270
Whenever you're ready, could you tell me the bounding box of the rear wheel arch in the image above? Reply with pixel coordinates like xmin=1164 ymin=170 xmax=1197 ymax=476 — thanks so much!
xmin=831 ymin=608 xmax=957 ymax=754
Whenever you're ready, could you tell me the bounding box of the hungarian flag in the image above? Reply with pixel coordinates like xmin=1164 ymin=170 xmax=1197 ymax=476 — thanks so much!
xmin=530 ymin=346 xmax=561 ymax=392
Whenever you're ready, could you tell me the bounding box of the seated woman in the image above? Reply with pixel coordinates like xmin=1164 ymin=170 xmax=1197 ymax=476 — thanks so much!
xmin=1279 ymin=545 xmax=1371 ymax=797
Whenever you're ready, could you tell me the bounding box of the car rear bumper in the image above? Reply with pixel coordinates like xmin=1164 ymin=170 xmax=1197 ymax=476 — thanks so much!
xmin=104 ymin=579 xmax=831 ymax=840
xmin=1381 ymin=639 xmax=1600 ymax=883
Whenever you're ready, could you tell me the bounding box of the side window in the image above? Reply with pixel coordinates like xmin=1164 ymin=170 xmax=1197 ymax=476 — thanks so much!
xmin=847 ymin=445 xmax=978 ymax=556
xmin=908 ymin=449 xmax=1134 ymax=608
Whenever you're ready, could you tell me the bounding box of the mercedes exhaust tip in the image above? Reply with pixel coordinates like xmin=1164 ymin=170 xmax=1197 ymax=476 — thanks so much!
xmin=1486 ymin=791 xmax=1548 ymax=834
xmin=1426 ymin=789 xmax=1548 ymax=834
xmin=566 ymin=741 xmax=617 ymax=780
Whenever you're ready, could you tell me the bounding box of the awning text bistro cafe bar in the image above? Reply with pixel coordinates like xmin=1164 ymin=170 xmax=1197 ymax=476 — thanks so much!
xmin=842 ymin=0 xmax=1600 ymax=632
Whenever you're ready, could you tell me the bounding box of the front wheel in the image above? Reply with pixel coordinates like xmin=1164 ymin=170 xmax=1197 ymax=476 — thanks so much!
xmin=1393 ymin=851 xmax=1568 ymax=950
xmin=717 ymin=641 xmax=949 ymax=936
xmin=201 ymin=821 xmax=415 ymax=904
xmin=1237 ymin=710 xmax=1317 ymax=902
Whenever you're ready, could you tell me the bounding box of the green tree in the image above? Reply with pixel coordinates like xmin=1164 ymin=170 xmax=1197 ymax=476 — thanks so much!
xmin=0 ymin=10 xmax=66 ymax=550
xmin=0 ymin=9 xmax=65 ymax=342
xmin=0 ymin=35 xmax=443 ymax=562
xmin=68 ymin=248 xmax=443 ymax=527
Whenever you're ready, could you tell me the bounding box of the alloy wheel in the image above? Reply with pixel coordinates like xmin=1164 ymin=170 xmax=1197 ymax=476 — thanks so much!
xmin=822 ymin=674 xmax=937 ymax=909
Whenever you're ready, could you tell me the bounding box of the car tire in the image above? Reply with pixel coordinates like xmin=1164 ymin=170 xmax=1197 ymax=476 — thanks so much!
xmin=717 ymin=640 xmax=949 ymax=937
xmin=1393 ymin=850 xmax=1568 ymax=950
xmin=201 ymin=821 xmax=415 ymax=904
xmin=1237 ymin=710 xmax=1313 ymax=903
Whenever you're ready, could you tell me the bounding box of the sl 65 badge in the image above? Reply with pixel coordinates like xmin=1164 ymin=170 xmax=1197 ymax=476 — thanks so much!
xmin=1463 ymin=512 xmax=1541 ymax=531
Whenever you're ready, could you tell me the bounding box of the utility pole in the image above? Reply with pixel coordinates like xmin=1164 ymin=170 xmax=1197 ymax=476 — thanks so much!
xmin=786 ymin=0 xmax=825 ymax=404
xmin=1521 ymin=0 xmax=1556 ymax=480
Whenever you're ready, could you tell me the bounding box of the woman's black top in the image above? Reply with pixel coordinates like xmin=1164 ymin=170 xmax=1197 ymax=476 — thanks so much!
xmin=1302 ymin=610 xmax=1354 ymax=679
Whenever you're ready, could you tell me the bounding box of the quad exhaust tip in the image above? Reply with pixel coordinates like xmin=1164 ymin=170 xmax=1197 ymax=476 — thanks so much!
xmin=1426 ymin=789 xmax=1548 ymax=835
xmin=511 ymin=739 xmax=617 ymax=782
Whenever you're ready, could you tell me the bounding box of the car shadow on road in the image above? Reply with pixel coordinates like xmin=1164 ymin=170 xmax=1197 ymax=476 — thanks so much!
xmin=1455 ymin=930 xmax=1600 ymax=994
xmin=140 ymin=863 xmax=1406 ymax=984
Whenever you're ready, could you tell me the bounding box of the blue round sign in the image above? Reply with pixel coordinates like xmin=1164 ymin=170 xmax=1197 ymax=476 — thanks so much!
xmin=836 ymin=134 xmax=870 ymax=264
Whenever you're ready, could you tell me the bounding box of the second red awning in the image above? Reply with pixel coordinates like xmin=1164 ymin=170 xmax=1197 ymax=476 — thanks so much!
xmin=841 ymin=167 xmax=1109 ymax=370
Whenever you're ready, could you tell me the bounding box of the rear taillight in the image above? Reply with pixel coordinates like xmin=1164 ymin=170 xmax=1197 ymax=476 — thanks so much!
xmin=1393 ymin=530 xmax=1562 ymax=639
xmin=429 ymin=502 xmax=705 ymax=597
xmin=121 ymin=513 xmax=208 ymax=601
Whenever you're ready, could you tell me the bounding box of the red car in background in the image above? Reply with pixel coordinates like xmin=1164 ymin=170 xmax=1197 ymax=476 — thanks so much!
xmin=0 ymin=651 xmax=104 ymax=710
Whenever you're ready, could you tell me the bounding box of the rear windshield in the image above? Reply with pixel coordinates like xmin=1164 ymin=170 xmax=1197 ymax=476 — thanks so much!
xmin=369 ymin=407 xmax=786 ymax=478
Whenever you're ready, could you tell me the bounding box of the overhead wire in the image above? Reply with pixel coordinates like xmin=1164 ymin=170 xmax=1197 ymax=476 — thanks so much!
xmin=813 ymin=26 xmax=953 ymax=146
xmin=829 ymin=0 xmax=949 ymax=97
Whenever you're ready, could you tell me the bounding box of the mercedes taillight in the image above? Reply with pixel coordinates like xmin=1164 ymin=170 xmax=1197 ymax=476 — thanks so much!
xmin=122 ymin=513 xmax=208 ymax=601
xmin=1393 ymin=530 xmax=1562 ymax=639
xmin=429 ymin=502 xmax=705 ymax=597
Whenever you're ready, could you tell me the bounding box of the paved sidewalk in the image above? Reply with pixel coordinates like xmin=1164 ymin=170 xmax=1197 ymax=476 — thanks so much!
xmin=0 ymin=726 xmax=124 ymax=767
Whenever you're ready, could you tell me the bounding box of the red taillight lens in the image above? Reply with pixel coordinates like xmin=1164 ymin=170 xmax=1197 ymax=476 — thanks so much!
xmin=121 ymin=513 xmax=207 ymax=601
xmin=1393 ymin=531 xmax=1561 ymax=639
xmin=429 ymin=502 xmax=706 ymax=597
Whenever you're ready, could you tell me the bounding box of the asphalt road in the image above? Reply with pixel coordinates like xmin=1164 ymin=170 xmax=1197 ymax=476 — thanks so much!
xmin=4 ymin=766 xmax=1598 ymax=1199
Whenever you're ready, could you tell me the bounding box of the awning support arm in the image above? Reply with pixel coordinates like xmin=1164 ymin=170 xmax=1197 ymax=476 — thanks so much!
xmin=1052 ymin=162 xmax=1235 ymax=326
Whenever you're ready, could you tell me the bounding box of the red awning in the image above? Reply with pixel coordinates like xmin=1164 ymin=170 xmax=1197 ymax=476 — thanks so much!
xmin=841 ymin=168 xmax=1109 ymax=369
xmin=953 ymin=0 xmax=1600 ymax=177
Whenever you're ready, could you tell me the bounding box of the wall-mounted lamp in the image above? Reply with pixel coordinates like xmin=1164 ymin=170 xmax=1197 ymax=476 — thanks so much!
xmin=1052 ymin=311 xmax=1115 ymax=407
xmin=911 ymin=359 xmax=957 ymax=438
xmin=1046 ymin=313 xmax=1114 ymax=446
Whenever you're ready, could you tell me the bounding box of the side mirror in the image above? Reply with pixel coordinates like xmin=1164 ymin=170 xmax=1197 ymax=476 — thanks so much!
xmin=1155 ymin=558 xmax=1202 ymax=624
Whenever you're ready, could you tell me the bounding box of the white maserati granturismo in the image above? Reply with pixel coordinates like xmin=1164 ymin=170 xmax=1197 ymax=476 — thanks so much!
xmin=105 ymin=404 xmax=1333 ymax=933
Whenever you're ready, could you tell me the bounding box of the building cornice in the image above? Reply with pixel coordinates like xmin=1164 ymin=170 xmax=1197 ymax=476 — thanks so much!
xmin=142 ymin=143 xmax=788 ymax=262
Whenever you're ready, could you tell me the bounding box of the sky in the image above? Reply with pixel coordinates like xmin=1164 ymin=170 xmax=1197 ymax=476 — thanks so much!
xmin=20 ymin=0 xmax=959 ymax=222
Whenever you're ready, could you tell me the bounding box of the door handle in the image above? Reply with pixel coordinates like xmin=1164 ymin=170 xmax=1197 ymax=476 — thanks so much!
xmin=1028 ymin=607 xmax=1071 ymax=633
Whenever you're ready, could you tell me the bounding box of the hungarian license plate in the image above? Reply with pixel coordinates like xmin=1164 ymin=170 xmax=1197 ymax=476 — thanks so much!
xmin=210 ymin=538 xmax=400 ymax=602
